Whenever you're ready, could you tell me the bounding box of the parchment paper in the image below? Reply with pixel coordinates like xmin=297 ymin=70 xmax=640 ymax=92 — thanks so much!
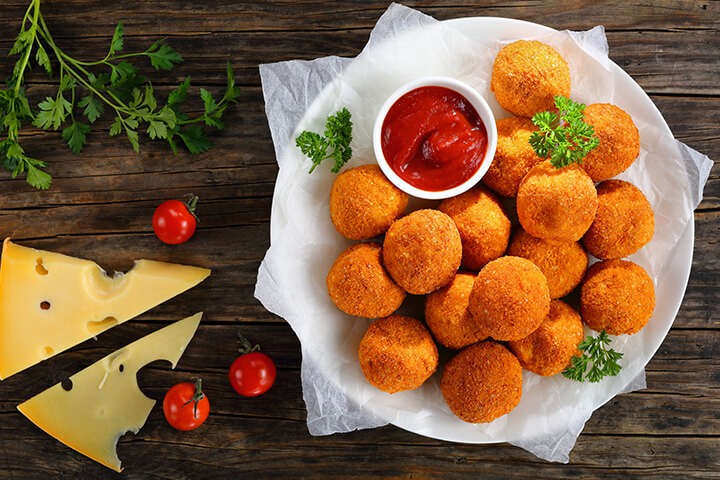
xmin=255 ymin=3 xmax=714 ymax=463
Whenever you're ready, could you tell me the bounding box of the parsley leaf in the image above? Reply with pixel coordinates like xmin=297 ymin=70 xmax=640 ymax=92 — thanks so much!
xmin=33 ymin=95 xmax=72 ymax=130
xmin=295 ymin=108 xmax=353 ymax=174
xmin=77 ymin=95 xmax=104 ymax=123
xmin=177 ymin=125 xmax=212 ymax=154
xmin=529 ymin=95 xmax=600 ymax=169
xmin=146 ymin=42 xmax=183 ymax=71
xmin=109 ymin=22 xmax=124 ymax=55
xmin=61 ymin=121 xmax=90 ymax=154
xmin=562 ymin=330 xmax=623 ymax=383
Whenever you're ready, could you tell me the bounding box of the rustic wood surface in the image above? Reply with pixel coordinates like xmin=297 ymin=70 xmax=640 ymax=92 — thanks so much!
xmin=0 ymin=1 xmax=718 ymax=478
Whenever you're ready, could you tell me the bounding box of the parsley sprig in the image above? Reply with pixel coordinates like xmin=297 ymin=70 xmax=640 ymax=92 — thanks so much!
xmin=296 ymin=107 xmax=353 ymax=174
xmin=529 ymin=95 xmax=599 ymax=169
xmin=563 ymin=330 xmax=624 ymax=383
xmin=1 ymin=0 xmax=241 ymax=189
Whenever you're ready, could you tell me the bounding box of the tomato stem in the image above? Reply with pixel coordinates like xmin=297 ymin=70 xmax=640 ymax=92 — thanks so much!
xmin=181 ymin=377 xmax=205 ymax=419
xmin=184 ymin=194 xmax=200 ymax=223
xmin=238 ymin=333 xmax=261 ymax=355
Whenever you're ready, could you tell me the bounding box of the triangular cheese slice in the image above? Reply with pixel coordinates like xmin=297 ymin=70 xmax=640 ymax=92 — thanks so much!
xmin=17 ymin=312 xmax=203 ymax=472
xmin=0 ymin=238 xmax=210 ymax=379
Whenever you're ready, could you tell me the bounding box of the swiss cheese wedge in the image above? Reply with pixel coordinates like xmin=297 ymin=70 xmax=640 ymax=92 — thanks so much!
xmin=17 ymin=312 xmax=203 ymax=472
xmin=0 ymin=238 xmax=210 ymax=379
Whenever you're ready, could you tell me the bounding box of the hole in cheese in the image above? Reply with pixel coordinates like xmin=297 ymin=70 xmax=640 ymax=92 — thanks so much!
xmin=61 ymin=379 xmax=73 ymax=391
xmin=86 ymin=316 xmax=118 ymax=335
xmin=41 ymin=346 xmax=54 ymax=357
xmin=35 ymin=258 xmax=48 ymax=275
xmin=119 ymin=364 xmax=124 ymax=373
xmin=40 ymin=301 xmax=51 ymax=310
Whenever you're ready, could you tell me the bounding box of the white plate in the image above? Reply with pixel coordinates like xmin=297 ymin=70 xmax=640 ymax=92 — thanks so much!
xmin=267 ymin=17 xmax=694 ymax=444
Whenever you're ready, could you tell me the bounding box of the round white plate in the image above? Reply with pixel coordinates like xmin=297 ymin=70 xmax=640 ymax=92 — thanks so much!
xmin=268 ymin=16 xmax=694 ymax=444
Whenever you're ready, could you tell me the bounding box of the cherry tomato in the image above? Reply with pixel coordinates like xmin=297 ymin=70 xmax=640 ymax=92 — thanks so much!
xmin=152 ymin=194 xmax=199 ymax=244
xmin=229 ymin=351 xmax=276 ymax=397
xmin=163 ymin=378 xmax=209 ymax=431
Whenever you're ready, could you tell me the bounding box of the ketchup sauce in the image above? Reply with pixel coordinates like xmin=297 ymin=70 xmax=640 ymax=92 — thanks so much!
xmin=381 ymin=86 xmax=488 ymax=192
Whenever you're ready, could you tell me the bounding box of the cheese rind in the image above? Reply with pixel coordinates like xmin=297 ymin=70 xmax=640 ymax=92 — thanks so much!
xmin=0 ymin=238 xmax=210 ymax=379
xmin=17 ymin=312 xmax=203 ymax=472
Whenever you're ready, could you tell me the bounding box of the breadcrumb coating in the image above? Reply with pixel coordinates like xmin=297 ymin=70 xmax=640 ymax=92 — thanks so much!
xmin=483 ymin=116 xmax=544 ymax=197
xmin=468 ymin=256 xmax=550 ymax=341
xmin=508 ymin=299 xmax=585 ymax=376
xmin=440 ymin=341 xmax=522 ymax=423
xmin=330 ymin=164 xmax=409 ymax=240
xmin=580 ymin=103 xmax=640 ymax=182
xmin=517 ymin=161 xmax=598 ymax=242
xmin=425 ymin=272 xmax=488 ymax=350
xmin=583 ymin=179 xmax=654 ymax=259
xmin=383 ymin=209 xmax=462 ymax=295
xmin=327 ymin=242 xmax=406 ymax=318
xmin=581 ymin=259 xmax=655 ymax=335
xmin=359 ymin=314 xmax=439 ymax=393
xmin=507 ymin=229 xmax=588 ymax=299
xmin=491 ymin=40 xmax=571 ymax=118
xmin=438 ymin=186 xmax=511 ymax=271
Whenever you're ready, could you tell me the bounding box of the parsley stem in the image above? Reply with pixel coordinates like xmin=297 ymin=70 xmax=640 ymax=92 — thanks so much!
xmin=12 ymin=0 xmax=40 ymax=97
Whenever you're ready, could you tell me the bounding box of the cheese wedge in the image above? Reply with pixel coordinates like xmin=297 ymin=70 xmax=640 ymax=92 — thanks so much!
xmin=0 ymin=238 xmax=210 ymax=379
xmin=18 ymin=312 xmax=203 ymax=472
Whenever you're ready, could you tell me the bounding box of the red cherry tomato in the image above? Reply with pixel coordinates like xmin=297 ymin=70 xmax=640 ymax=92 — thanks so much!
xmin=229 ymin=351 xmax=276 ymax=397
xmin=163 ymin=378 xmax=209 ymax=431
xmin=153 ymin=195 xmax=199 ymax=244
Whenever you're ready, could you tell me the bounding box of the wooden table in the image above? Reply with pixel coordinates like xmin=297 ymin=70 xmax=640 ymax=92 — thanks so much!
xmin=1 ymin=1 xmax=717 ymax=478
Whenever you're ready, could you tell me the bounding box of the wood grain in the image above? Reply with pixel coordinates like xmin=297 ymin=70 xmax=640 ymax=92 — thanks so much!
xmin=0 ymin=1 xmax=718 ymax=478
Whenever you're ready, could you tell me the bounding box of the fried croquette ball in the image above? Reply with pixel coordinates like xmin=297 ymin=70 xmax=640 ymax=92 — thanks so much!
xmin=491 ymin=40 xmax=571 ymax=118
xmin=507 ymin=229 xmax=588 ymax=299
xmin=425 ymin=272 xmax=487 ymax=350
xmin=438 ymin=187 xmax=511 ymax=271
xmin=358 ymin=314 xmax=439 ymax=393
xmin=507 ymin=299 xmax=584 ymax=376
xmin=469 ymin=256 xmax=550 ymax=341
xmin=581 ymin=259 xmax=655 ymax=335
xmin=327 ymin=243 xmax=406 ymax=318
xmin=517 ymin=161 xmax=598 ymax=242
xmin=483 ymin=117 xmax=544 ymax=197
xmin=440 ymin=341 xmax=522 ymax=423
xmin=580 ymin=103 xmax=640 ymax=182
xmin=582 ymin=180 xmax=655 ymax=259
xmin=329 ymin=164 xmax=409 ymax=240
xmin=383 ymin=209 xmax=462 ymax=295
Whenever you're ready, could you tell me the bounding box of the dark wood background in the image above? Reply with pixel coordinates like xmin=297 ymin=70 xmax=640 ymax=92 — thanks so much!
xmin=0 ymin=1 xmax=718 ymax=478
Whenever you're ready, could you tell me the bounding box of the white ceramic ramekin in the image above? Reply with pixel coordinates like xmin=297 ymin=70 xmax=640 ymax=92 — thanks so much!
xmin=373 ymin=77 xmax=497 ymax=200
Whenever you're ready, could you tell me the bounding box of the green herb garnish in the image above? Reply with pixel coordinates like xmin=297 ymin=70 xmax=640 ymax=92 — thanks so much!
xmin=295 ymin=107 xmax=353 ymax=174
xmin=563 ymin=330 xmax=623 ymax=383
xmin=529 ymin=95 xmax=599 ymax=169
xmin=1 ymin=0 xmax=241 ymax=189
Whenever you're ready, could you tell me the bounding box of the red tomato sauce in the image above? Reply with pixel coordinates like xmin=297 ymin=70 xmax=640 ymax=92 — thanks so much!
xmin=381 ymin=86 xmax=488 ymax=192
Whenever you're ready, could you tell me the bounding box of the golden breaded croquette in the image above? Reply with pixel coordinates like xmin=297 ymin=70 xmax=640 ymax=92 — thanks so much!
xmin=508 ymin=299 xmax=585 ymax=377
xmin=483 ymin=117 xmax=544 ymax=198
xmin=440 ymin=341 xmax=522 ymax=423
xmin=583 ymin=180 xmax=655 ymax=259
xmin=491 ymin=40 xmax=571 ymax=118
xmin=438 ymin=186 xmax=511 ymax=271
xmin=507 ymin=229 xmax=588 ymax=299
xmin=580 ymin=103 xmax=640 ymax=182
xmin=330 ymin=164 xmax=409 ymax=240
xmin=425 ymin=272 xmax=487 ymax=350
xmin=358 ymin=314 xmax=439 ymax=393
xmin=327 ymin=242 xmax=406 ymax=318
xmin=517 ymin=161 xmax=598 ymax=242
xmin=581 ymin=259 xmax=655 ymax=335
xmin=383 ymin=209 xmax=462 ymax=295
xmin=469 ymin=256 xmax=550 ymax=341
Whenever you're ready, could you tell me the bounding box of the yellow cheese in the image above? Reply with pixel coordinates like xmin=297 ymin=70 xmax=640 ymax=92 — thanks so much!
xmin=17 ymin=312 xmax=203 ymax=472
xmin=0 ymin=238 xmax=210 ymax=379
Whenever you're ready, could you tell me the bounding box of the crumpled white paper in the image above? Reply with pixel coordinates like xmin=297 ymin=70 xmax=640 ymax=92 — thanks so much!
xmin=255 ymin=2 xmax=713 ymax=464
